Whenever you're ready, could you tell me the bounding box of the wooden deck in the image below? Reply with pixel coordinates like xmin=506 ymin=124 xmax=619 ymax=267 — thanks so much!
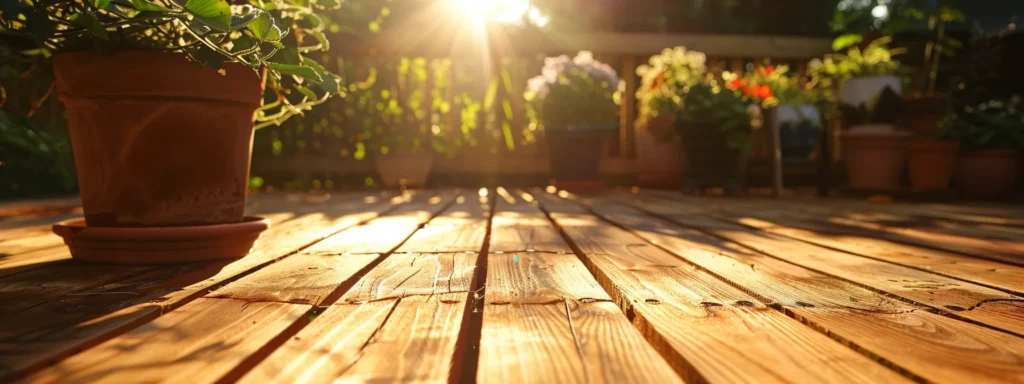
xmin=1 ymin=188 xmax=1023 ymax=383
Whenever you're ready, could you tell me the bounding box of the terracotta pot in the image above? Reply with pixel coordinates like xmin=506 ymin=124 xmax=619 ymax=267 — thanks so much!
xmin=375 ymin=154 xmax=435 ymax=187
xmin=840 ymin=131 xmax=910 ymax=191
xmin=907 ymin=139 xmax=959 ymax=191
xmin=54 ymin=52 xmax=265 ymax=227
xmin=635 ymin=116 xmax=685 ymax=188
xmin=956 ymin=149 xmax=1020 ymax=201
xmin=902 ymin=94 xmax=948 ymax=137
xmin=676 ymin=119 xmax=749 ymax=195
xmin=547 ymin=126 xmax=614 ymax=183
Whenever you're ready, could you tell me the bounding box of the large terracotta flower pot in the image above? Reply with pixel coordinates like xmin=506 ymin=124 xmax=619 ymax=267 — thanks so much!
xmin=676 ymin=119 xmax=749 ymax=196
xmin=635 ymin=116 xmax=685 ymax=188
xmin=375 ymin=153 xmax=435 ymax=188
xmin=840 ymin=131 xmax=910 ymax=191
xmin=54 ymin=52 xmax=265 ymax=227
xmin=907 ymin=139 xmax=959 ymax=191
xmin=956 ymin=149 xmax=1020 ymax=201
xmin=547 ymin=126 xmax=614 ymax=185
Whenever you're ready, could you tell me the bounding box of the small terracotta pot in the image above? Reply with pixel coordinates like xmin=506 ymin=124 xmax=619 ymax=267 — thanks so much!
xmin=55 ymin=52 xmax=265 ymax=227
xmin=547 ymin=127 xmax=614 ymax=183
xmin=907 ymin=139 xmax=959 ymax=191
xmin=375 ymin=154 xmax=435 ymax=187
xmin=956 ymin=149 xmax=1020 ymax=201
xmin=636 ymin=116 xmax=685 ymax=188
xmin=840 ymin=131 xmax=910 ymax=191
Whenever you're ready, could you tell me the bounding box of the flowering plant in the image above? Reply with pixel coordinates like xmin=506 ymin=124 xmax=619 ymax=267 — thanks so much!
xmin=524 ymin=51 xmax=620 ymax=130
xmin=724 ymin=65 xmax=820 ymax=106
xmin=681 ymin=80 xmax=764 ymax=151
xmin=940 ymin=96 xmax=1024 ymax=149
xmin=807 ymin=36 xmax=904 ymax=102
xmin=635 ymin=46 xmax=707 ymax=121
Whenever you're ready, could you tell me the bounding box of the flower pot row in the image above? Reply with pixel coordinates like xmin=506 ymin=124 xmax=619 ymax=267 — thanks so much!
xmin=842 ymin=133 xmax=1020 ymax=201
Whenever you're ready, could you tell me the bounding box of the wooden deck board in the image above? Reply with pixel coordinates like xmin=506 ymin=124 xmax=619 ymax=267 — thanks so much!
xmin=20 ymin=191 xmax=458 ymax=383
xmin=2 ymin=189 xmax=1024 ymax=383
xmin=242 ymin=192 xmax=484 ymax=382
xmin=590 ymin=195 xmax=1024 ymax=384
xmin=477 ymin=191 xmax=681 ymax=383
xmin=614 ymin=197 xmax=1024 ymax=336
xmin=533 ymin=191 xmax=909 ymax=384
xmin=0 ymin=192 xmax=407 ymax=380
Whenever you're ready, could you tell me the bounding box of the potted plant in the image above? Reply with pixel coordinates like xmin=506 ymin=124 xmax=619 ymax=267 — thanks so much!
xmin=634 ymin=46 xmax=706 ymax=188
xmin=675 ymin=71 xmax=768 ymax=196
xmin=809 ymin=37 xmax=908 ymax=191
xmin=525 ymin=51 xmax=620 ymax=190
xmin=735 ymin=64 xmax=822 ymax=160
xmin=2 ymin=0 xmax=344 ymax=262
xmin=942 ymin=97 xmax=1023 ymax=201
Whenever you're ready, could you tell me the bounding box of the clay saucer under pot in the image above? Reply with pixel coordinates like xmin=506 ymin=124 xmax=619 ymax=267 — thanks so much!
xmin=52 ymin=217 xmax=270 ymax=264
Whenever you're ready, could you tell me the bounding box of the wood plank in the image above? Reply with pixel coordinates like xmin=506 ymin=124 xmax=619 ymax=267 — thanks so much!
xmin=477 ymin=192 xmax=681 ymax=383
xmin=648 ymin=192 xmax=1024 ymax=266
xmin=593 ymin=195 xmax=1024 ymax=384
xmin=242 ymin=192 xmax=484 ymax=382
xmin=395 ymin=194 xmax=489 ymax=253
xmin=533 ymin=192 xmax=908 ymax=384
xmin=715 ymin=212 xmax=1024 ymax=294
xmin=649 ymin=210 xmax=1024 ymax=337
xmin=0 ymin=192 xmax=406 ymax=380
xmin=23 ymin=298 xmax=308 ymax=383
xmin=633 ymin=192 xmax=1024 ymax=296
xmin=209 ymin=191 xmax=457 ymax=305
xmin=238 ymin=300 xmax=396 ymax=384
xmin=17 ymin=191 xmax=457 ymax=383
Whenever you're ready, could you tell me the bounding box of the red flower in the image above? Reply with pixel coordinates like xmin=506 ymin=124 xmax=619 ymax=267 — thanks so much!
xmin=740 ymin=85 xmax=751 ymax=96
xmin=764 ymin=65 xmax=775 ymax=76
xmin=753 ymin=85 xmax=773 ymax=99
xmin=727 ymin=78 xmax=745 ymax=90
xmin=651 ymin=72 xmax=665 ymax=90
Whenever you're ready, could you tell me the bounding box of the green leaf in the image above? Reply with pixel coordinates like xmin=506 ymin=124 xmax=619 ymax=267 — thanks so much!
xmin=69 ymin=12 xmax=108 ymax=39
xmin=832 ymin=34 xmax=863 ymax=52
xmin=184 ymin=0 xmax=231 ymax=31
xmin=245 ymin=12 xmax=282 ymax=41
xmin=311 ymin=30 xmax=329 ymax=50
xmin=269 ymin=63 xmax=323 ymax=82
xmin=231 ymin=8 xmax=264 ymax=30
xmin=294 ymin=85 xmax=317 ymax=100
xmin=129 ymin=0 xmax=169 ymax=11
xmin=94 ymin=0 xmax=112 ymax=10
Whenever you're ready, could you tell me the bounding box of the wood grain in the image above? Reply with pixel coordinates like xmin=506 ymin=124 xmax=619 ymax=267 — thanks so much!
xmin=0 ymin=192 xmax=403 ymax=380
xmin=477 ymin=193 xmax=681 ymax=384
xmin=630 ymin=208 xmax=1024 ymax=337
xmin=534 ymin=192 xmax=908 ymax=384
xmin=243 ymin=192 xmax=485 ymax=383
xmin=23 ymin=298 xmax=308 ymax=383
xmin=597 ymin=197 xmax=1024 ymax=384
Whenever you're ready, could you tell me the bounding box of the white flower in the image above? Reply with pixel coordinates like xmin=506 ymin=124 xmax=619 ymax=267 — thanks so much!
xmin=573 ymin=51 xmax=595 ymax=66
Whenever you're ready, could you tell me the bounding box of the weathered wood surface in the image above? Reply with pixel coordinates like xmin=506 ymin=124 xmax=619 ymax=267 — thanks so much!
xmin=478 ymin=190 xmax=681 ymax=384
xmin=21 ymin=191 xmax=457 ymax=383
xmin=242 ymin=191 xmax=482 ymax=383
xmin=616 ymin=195 xmax=1024 ymax=336
xmin=596 ymin=194 xmax=1024 ymax=384
xmin=637 ymin=192 xmax=1024 ymax=296
xmin=2 ymin=189 xmax=1024 ymax=383
xmin=1 ymin=192 xmax=409 ymax=380
xmin=533 ymin=191 xmax=909 ymax=384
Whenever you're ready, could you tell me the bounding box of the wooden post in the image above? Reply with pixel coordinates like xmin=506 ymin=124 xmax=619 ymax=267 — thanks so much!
xmin=620 ymin=56 xmax=638 ymax=157
xmin=767 ymin=108 xmax=784 ymax=197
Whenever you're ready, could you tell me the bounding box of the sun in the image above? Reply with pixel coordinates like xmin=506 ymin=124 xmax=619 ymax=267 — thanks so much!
xmin=446 ymin=0 xmax=547 ymax=27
